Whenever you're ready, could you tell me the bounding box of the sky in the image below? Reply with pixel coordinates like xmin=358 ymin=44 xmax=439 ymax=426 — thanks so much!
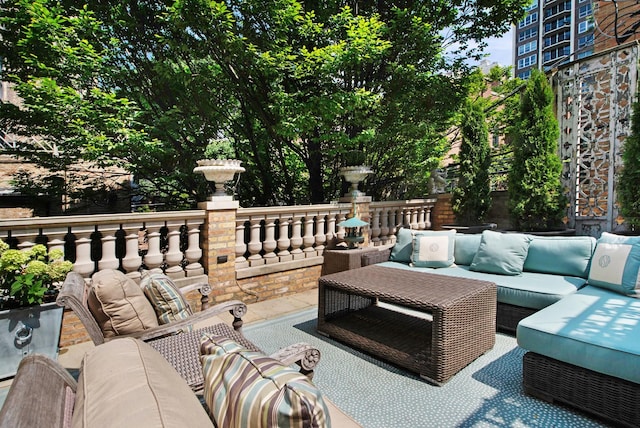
xmin=479 ymin=29 xmax=514 ymax=66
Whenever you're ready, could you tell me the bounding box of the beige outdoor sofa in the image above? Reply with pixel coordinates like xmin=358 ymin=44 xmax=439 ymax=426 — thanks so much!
xmin=0 ymin=337 xmax=360 ymax=427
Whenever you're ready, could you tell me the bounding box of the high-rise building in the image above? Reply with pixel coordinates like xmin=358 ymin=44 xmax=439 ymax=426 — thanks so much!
xmin=514 ymin=0 xmax=595 ymax=79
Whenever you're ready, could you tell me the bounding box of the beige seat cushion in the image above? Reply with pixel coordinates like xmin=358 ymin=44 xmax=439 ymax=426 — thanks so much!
xmin=87 ymin=269 xmax=158 ymax=337
xmin=72 ymin=338 xmax=212 ymax=428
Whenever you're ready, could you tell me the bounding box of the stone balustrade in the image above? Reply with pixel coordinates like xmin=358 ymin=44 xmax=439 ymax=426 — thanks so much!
xmin=0 ymin=198 xmax=436 ymax=285
xmin=0 ymin=211 xmax=207 ymax=284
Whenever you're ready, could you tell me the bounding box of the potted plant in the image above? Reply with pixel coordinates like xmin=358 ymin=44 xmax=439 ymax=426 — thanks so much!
xmin=193 ymin=137 xmax=245 ymax=198
xmin=617 ymin=91 xmax=640 ymax=233
xmin=447 ymin=101 xmax=496 ymax=233
xmin=507 ymin=69 xmax=568 ymax=233
xmin=0 ymin=240 xmax=74 ymax=378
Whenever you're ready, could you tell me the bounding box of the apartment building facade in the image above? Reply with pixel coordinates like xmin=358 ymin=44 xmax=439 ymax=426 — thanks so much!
xmin=514 ymin=0 xmax=595 ymax=79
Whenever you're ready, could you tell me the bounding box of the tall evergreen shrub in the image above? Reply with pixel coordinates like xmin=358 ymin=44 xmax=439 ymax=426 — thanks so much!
xmin=452 ymin=101 xmax=492 ymax=225
xmin=618 ymin=93 xmax=640 ymax=229
xmin=508 ymin=69 xmax=566 ymax=231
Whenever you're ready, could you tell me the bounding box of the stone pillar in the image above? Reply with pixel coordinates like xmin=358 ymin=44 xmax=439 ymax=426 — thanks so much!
xmin=199 ymin=199 xmax=239 ymax=299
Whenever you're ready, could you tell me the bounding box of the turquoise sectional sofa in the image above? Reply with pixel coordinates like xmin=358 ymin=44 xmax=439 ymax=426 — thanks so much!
xmin=362 ymin=229 xmax=639 ymax=427
xmin=363 ymin=229 xmax=597 ymax=332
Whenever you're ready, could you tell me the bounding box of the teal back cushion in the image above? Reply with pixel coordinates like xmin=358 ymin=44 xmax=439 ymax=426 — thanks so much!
xmin=523 ymin=236 xmax=597 ymax=278
xmin=588 ymin=232 xmax=640 ymax=298
xmin=390 ymin=227 xmax=413 ymax=263
xmin=470 ymin=230 xmax=533 ymax=275
xmin=410 ymin=230 xmax=456 ymax=268
xmin=453 ymin=234 xmax=482 ymax=266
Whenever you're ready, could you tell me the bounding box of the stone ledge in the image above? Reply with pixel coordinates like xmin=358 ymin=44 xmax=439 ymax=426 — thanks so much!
xmin=236 ymin=256 xmax=324 ymax=279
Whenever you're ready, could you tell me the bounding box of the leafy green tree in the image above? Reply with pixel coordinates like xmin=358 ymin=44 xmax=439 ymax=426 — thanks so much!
xmin=1 ymin=0 xmax=529 ymax=210
xmin=618 ymin=92 xmax=640 ymax=229
xmin=508 ymin=69 xmax=566 ymax=231
xmin=451 ymin=101 xmax=492 ymax=224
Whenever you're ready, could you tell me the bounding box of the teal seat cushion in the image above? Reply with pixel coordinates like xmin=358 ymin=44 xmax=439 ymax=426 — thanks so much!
xmin=588 ymin=232 xmax=640 ymax=298
xmin=453 ymin=233 xmax=482 ymax=266
xmin=389 ymin=227 xmax=413 ymax=263
xmin=523 ymin=236 xmax=596 ymax=278
xmin=379 ymin=261 xmax=585 ymax=309
xmin=517 ymin=285 xmax=640 ymax=384
xmin=470 ymin=231 xmax=533 ymax=275
xmin=410 ymin=230 xmax=456 ymax=268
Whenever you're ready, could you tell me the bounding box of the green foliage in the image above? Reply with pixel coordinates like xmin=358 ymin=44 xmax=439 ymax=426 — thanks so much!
xmin=452 ymin=101 xmax=492 ymax=224
xmin=343 ymin=150 xmax=367 ymax=167
xmin=0 ymin=241 xmax=74 ymax=308
xmin=204 ymin=138 xmax=236 ymax=160
xmin=508 ymin=69 xmax=566 ymax=231
xmin=1 ymin=0 xmax=530 ymax=208
xmin=618 ymin=93 xmax=640 ymax=228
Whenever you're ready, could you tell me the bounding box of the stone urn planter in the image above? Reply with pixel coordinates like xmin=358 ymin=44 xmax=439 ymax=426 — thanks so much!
xmin=193 ymin=159 xmax=246 ymax=198
xmin=340 ymin=165 xmax=373 ymax=198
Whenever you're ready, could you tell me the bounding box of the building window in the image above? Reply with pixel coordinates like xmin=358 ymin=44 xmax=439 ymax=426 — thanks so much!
xmin=578 ymin=34 xmax=594 ymax=49
xmin=579 ymin=4 xmax=592 ymax=18
xmin=526 ymin=0 xmax=538 ymax=11
xmin=578 ymin=20 xmax=594 ymax=34
xmin=545 ymin=16 xmax=570 ymax=33
xmin=519 ymin=27 xmax=538 ymax=42
xmin=518 ymin=54 xmax=537 ymax=69
xmin=578 ymin=49 xmax=594 ymax=59
xmin=519 ymin=12 xmax=538 ymax=28
xmin=518 ymin=40 xmax=538 ymax=56
xmin=518 ymin=70 xmax=532 ymax=79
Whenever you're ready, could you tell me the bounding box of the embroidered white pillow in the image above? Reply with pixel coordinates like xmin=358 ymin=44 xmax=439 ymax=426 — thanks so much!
xmin=410 ymin=230 xmax=456 ymax=268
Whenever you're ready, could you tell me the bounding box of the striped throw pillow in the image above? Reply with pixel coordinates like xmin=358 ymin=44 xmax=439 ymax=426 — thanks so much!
xmin=140 ymin=273 xmax=193 ymax=324
xmin=200 ymin=334 xmax=330 ymax=428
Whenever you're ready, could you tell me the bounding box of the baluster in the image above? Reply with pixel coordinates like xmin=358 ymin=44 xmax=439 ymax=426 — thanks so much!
xmin=424 ymin=206 xmax=433 ymax=230
xmin=46 ymin=227 xmax=68 ymax=260
xmin=303 ymin=216 xmax=316 ymax=257
xmin=15 ymin=229 xmax=39 ymax=251
xmin=396 ymin=209 xmax=404 ymax=231
xmin=336 ymin=213 xmax=347 ymax=241
xmin=314 ymin=214 xmax=326 ymax=254
xmin=185 ymin=219 xmax=204 ymax=276
xmin=411 ymin=208 xmax=419 ymax=229
xmin=164 ymin=220 xmax=185 ymax=277
xmin=370 ymin=209 xmax=381 ymax=245
xmin=325 ymin=213 xmax=337 ymax=249
xmin=247 ymin=218 xmax=264 ymax=266
xmin=277 ymin=216 xmax=292 ymax=262
xmin=122 ymin=224 xmax=143 ymax=275
xmin=263 ymin=215 xmax=278 ymax=264
xmin=97 ymin=224 xmax=120 ymax=271
xmin=380 ymin=208 xmax=390 ymax=243
xmin=290 ymin=215 xmax=304 ymax=259
xmin=235 ymin=221 xmax=249 ymax=269
xmin=72 ymin=225 xmax=95 ymax=278
xmin=143 ymin=222 xmax=164 ymax=272
xmin=417 ymin=206 xmax=426 ymax=230
xmin=403 ymin=208 xmax=412 ymax=229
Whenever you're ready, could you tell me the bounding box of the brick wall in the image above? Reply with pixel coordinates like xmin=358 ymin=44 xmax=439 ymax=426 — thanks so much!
xmin=594 ymin=2 xmax=640 ymax=52
xmin=431 ymin=193 xmax=454 ymax=230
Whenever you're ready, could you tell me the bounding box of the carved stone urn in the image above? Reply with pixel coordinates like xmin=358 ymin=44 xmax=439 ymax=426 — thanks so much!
xmin=339 ymin=165 xmax=373 ymax=198
xmin=193 ymin=159 xmax=245 ymax=199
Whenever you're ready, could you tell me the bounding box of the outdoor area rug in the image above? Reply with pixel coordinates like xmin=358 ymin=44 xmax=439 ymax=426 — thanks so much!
xmin=243 ymin=308 xmax=609 ymax=428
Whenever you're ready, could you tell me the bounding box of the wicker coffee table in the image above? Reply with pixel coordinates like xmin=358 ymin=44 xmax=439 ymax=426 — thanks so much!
xmin=317 ymin=265 xmax=496 ymax=384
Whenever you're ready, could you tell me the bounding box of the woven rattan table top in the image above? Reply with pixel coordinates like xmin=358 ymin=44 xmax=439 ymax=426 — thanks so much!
xmin=319 ymin=264 xmax=496 ymax=311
